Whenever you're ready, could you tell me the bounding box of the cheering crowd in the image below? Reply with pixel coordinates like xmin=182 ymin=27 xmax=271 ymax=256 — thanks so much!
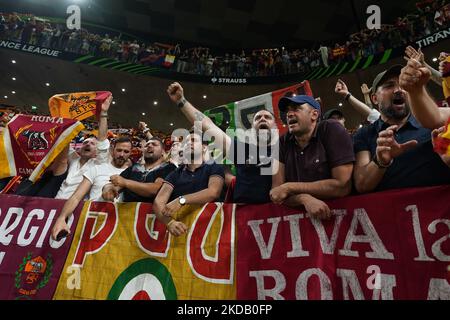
xmin=1 ymin=0 xmax=449 ymax=77
xmin=1 ymin=45 xmax=448 ymax=240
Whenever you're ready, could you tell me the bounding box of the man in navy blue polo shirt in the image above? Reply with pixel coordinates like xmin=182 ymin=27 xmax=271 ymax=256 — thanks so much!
xmin=270 ymin=95 xmax=355 ymax=219
xmin=166 ymin=82 xmax=276 ymax=204
xmin=102 ymin=137 xmax=176 ymax=203
xmin=353 ymin=64 xmax=450 ymax=193
xmin=153 ymin=132 xmax=225 ymax=236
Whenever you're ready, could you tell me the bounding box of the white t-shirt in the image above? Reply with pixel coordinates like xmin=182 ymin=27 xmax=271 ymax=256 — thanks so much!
xmin=55 ymin=139 xmax=110 ymax=200
xmin=367 ymin=109 xmax=381 ymax=124
xmin=83 ymin=162 xmax=126 ymax=201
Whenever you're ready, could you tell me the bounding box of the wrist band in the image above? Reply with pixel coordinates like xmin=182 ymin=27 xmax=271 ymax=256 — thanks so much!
xmin=177 ymin=97 xmax=187 ymax=109
xmin=373 ymin=155 xmax=393 ymax=169
xmin=344 ymin=93 xmax=352 ymax=101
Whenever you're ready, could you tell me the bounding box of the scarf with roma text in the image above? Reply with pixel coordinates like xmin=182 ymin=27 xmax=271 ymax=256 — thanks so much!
xmin=0 ymin=114 xmax=84 ymax=182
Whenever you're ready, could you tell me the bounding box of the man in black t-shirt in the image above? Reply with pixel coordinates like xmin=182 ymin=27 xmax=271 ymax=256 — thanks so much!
xmin=102 ymin=137 xmax=175 ymax=203
xmin=166 ymin=82 xmax=277 ymax=204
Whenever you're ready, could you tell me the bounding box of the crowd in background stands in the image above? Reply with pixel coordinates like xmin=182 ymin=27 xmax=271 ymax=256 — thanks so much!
xmin=0 ymin=0 xmax=449 ymax=78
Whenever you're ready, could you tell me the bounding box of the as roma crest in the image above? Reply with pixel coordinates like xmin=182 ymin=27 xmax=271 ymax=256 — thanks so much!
xmin=14 ymin=253 xmax=53 ymax=299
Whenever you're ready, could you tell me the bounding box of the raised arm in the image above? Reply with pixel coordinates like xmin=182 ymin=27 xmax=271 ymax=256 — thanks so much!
xmin=98 ymin=94 xmax=112 ymax=142
xmin=167 ymin=82 xmax=231 ymax=156
xmin=405 ymin=46 xmax=442 ymax=87
xmin=335 ymin=79 xmax=374 ymax=119
xmin=400 ymin=57 xmax=450 ymax=128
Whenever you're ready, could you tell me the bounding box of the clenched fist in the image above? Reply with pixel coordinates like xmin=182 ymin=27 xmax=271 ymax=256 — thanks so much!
xmin=167 ymin=82 xmax=184 ymax=103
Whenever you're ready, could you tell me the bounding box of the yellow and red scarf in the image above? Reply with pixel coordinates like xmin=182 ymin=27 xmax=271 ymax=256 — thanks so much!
xmin=48 ymin=91 xmax=112 ymax=121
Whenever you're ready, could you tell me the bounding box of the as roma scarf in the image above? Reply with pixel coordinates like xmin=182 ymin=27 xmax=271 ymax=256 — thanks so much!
xmin=0 ymin=115 xmax=84 ymax=182
xmin=48 ymin=91 xmax=112 ymax=121
xmin=433 ymin=117 xmax=450 ymax=157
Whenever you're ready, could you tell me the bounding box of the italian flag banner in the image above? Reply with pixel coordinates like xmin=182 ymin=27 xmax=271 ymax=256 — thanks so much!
xmin=204 ymin=81 xmax=314 ymax=136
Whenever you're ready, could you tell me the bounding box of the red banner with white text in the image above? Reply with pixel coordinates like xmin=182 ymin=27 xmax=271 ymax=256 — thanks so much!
xmin=236 ymin=186 xmax=450 ymax=300
xmin=0 ymin=186 xmax=449 ymax=300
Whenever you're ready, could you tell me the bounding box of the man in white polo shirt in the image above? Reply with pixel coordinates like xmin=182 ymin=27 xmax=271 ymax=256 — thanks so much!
xmin=51 ymin=137 xmax=132 ymax=240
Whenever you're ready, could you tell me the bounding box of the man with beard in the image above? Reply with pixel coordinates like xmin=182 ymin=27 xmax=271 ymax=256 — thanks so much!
xmin=51 ymin=137 xmax=132 ymax=240
xmin=153 ymin=132 xmax=224 ymax=236
xmin=270 ymin=95 xmax=355 ymax=219
xmin=166 ymin=82 xmax=276 ymax=204
xmin=101 ymin=137 xmax=176 ymax=202
xmin=353 ymin=65 xmax=450 ymax=193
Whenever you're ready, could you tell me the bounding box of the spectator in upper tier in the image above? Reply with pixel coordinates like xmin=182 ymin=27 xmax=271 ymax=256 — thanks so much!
xmin=153 ymin=132 xmax=224 ymax=236
xmin=270 ymin=95 xmax=355 ymax=219
xmin=353 ymin=64 xmax=450 ymax=194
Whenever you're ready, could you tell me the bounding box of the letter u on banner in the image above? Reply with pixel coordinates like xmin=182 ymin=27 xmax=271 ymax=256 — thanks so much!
xmin=186 ymin=203 xmax=235 ymax=284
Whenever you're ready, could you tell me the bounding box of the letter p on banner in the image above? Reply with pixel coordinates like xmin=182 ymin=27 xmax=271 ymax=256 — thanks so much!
xmin=366 ymin=5 xmax=381 ymax=30
xmin=73 ymin=202 xmax=118 ymax=267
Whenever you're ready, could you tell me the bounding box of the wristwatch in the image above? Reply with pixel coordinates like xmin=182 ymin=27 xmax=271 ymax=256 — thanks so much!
xmin=178 ymin=196 xmax=186 ymax=205
xmin=177 ymin=97 xmax=187 ymax=109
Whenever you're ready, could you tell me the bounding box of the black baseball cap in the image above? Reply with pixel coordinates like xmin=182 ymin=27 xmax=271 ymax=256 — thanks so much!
xmin=323 ymin=108 xmax=344 ymax=120
xmin=371 ymin=64 xmax=403 ymax=95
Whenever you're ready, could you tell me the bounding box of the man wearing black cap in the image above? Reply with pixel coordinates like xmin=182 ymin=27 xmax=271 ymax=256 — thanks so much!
xmin=270 ymin=95 xmax=355 ymax=219
xmin=323 ymin=108 xmax=346 ymax=128
xmin=353 ymin=64 xmax=450 ymax=193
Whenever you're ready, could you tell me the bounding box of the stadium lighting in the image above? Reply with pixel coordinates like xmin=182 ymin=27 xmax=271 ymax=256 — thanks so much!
xmin=121 ymin=88 xmax=126 ymax=92
xmin=153 ymin=101 xmax=158 ymax=105
xmin=203 ymin=95 xmax=207 ymax=99
xmin=170 ymin=123 xmax=174 ymax=126
xmin=339 ymin=103 xmax=343 ymax=107
xmin=112 ymin=101 xmax=116 ymax=105
xmin=432 ymin=57 xmax=438 ymax=62
xmin=31 ymin=106 xmax=37 ymax=110
xmin=11 ymin=91 xmax=15 ymax=94
xmin=142 ymin=112 xmax=146 ymax=116
xmin=45 ymin=83 xmax=50 ymax=87
xmin=4 ymin=96 xmax=8 ymax=99
xmin=11 ymin=60 xmax=16 ymax=64
xmin=12 ymin=77 xmax=16 ymax=81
